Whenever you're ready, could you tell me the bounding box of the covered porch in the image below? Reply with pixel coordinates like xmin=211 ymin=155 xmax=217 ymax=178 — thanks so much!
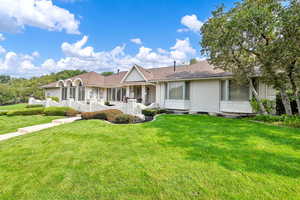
xmin=106 ymin=83 xmax=156 ymax=105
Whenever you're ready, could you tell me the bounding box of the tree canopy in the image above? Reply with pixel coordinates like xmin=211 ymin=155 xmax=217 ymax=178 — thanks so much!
xmin=201 ymin=0 xmax=300 ymax=115
xmin=0 ymin=70 xmax=86 ymax=105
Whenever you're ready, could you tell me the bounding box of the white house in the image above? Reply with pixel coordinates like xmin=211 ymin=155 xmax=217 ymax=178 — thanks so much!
xmin=41 ymin=60 xmax=276 ymax=114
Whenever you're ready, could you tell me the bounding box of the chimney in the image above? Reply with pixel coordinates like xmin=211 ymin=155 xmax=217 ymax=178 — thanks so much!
xmin=173 ymin=60 xmax=176 ymax=72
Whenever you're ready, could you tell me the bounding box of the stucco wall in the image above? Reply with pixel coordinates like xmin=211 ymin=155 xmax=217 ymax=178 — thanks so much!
xmin=190 ymin=80 xmax=220 ymax=113
xmin=44 ymin=88 xmax=60 ymax=99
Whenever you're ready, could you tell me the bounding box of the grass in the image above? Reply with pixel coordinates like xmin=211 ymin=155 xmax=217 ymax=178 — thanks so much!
xmin=0 ymin=103 xmax=27 ymax=111
xmin=0 ymin=115 xmax=299 ymax=199
xmin=0 ymin=115 xmax=63 ymax=134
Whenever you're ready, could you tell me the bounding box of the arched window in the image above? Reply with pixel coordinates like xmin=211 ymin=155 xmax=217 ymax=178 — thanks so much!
xmin=69 ymin=82 xmax=76 ymax=99
xmin=62 ymin=86 xmax=68 ymax=100
xmin=78 ymin=81 xmax=85 ymax=101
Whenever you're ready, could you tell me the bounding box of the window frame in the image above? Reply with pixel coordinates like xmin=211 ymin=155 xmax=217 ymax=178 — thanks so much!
xmin=220 ymin=80 xmax=251 ymax=101
xmin=165 ymin=81 xmax=190 ymax=100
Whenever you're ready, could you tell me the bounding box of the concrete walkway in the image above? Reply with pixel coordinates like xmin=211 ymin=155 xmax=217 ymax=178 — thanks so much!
xmin=0 ymin=117 xmax=81 ymax=142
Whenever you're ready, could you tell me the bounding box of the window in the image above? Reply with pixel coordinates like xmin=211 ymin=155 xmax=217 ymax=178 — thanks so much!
xmin=62 ymin=87 xmax=67 ymax=100
xmin=165 ymin=81 xmax=190 ymax=100
xmin=221 ymin=80 xmax=227 ymax=101
xmin=185 ymin=81 xmax=190 ymax=100
xmin=116 ymin=88 xmax=121 ymax=101
xmin=70 ymin=87 xmax=76 ymax=99
xmin=221 ymin=80 xmax=250 ymax=101
xmin=229 ymin=81 xmax=249 ymax=101
xmin=112 ymin=88 xmax=116 ymax=101
xmin=121 ymin=88 xmax=126 ymax=100
xmin=78 ymin=86 xmax=85 ymax=101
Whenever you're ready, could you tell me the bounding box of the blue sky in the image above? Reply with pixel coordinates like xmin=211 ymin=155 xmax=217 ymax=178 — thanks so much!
xmin=0 ymin=0 xmax=237 ymax=77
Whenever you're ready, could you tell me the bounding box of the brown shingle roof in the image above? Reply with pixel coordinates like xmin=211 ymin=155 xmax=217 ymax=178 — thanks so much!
xmin=42 ymin=60 xmax=232 ymax=88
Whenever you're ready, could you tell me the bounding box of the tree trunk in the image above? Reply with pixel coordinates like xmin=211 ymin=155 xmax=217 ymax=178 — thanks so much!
xmin=289 ymin=79 xmax=300 ymax=115
xmin=249 ymin=78 xmax=268 ymax=115
xmin=280 ymin=88 xmax=293 ymax=115
xmin=294 ymin=90 xmax=300 ymax=115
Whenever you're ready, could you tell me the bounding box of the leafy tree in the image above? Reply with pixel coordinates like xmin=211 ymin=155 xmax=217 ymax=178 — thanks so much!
xmin=201 ymin=0 xmax=299 ymax=115
xmin=0 ymin=75 xmax=10 ymax=83
xmin=0 ymin=70 xmax=86 ymax=105
xmin=189 ymin=58 xmax=198 ymax=65
xmin=101 ymin=72 xmax=114 ymax=76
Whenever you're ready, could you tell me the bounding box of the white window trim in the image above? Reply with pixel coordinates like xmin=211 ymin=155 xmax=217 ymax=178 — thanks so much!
xmin=166 ymin=81 xmax=190 ymax=100
xmin=221 ymin=80 xmax=252 ymax=102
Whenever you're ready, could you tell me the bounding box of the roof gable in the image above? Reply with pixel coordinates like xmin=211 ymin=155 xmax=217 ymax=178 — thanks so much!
xmin=121 ymin=65 xmax=148 ymax=82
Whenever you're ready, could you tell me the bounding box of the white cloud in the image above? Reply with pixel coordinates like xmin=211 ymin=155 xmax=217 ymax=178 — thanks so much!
xmin=32 ymin=51 xmax=40 ymax=57
xmin=0 ymin=0 xmax=80 ymax=34
xmin=0 ymin=36 xmax=197 ymax=77
xmin=0 ymin=46 xmax=6 ymax=54
xmin=0 ymin=33 xmax=5 ymax=41
xmin=178 ymin=14 xmax=203 ymax=33
xmin=130 ymin=38 xmax=142 ymax=45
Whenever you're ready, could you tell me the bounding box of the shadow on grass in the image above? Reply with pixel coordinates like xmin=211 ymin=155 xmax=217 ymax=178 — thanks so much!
xmin=144 ymin=115 xmax=300 ymax=178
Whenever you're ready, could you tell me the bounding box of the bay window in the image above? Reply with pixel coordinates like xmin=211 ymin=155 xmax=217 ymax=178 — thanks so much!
xmin=165 ymin=81 xmax=190 ymax=100
xmin=221 ymin=80 xmax=250 ymax=101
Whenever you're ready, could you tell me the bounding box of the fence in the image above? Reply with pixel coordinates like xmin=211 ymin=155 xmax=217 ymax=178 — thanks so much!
xmin=29 ymin=97 xmax=156 ymax=119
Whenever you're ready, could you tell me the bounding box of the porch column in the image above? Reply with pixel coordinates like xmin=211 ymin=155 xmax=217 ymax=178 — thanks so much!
xmin=141 ymin=85 xmax=146 ymax=104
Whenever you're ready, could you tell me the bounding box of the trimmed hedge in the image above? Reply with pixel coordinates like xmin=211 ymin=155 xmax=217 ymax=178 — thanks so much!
xmin=26 ymin=104 xmax=44 ymax=108
xmin=0 ymin=111 xmax=8 ymax=116
xmin=142 ymin=109 xmax=157 ymax=117
xmin=44 ymin=107 xmax=76 ymax=116
xmin=81 ymin=109 xmax=123 ymax=122
xmin=100 ymin=109 xmax=123 ymax=121
xmin=114 ymin=114 xmax=141 ymax=124
xmin=50 ymin=96 xmax=59 ymax=102
xmin=6 ymin=107 xmax=45 ymax=116
xmin=66 ymin=109 xmax=81 ymax=117
xmin=82 ymin=111 xmax=107 ymax=120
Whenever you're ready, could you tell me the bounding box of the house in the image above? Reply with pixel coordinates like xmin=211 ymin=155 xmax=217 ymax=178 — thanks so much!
xmin=42 ymin=60 xmax=276 ymax=114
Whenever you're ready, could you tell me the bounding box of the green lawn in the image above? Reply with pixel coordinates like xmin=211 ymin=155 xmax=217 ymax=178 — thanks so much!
xmin=0 ymin=103 xmax=27 ymax=111
xmin=0 ymin=115 xmax=299 ymax=200
xmin=0 ymin=115 xmax=63 ymax=134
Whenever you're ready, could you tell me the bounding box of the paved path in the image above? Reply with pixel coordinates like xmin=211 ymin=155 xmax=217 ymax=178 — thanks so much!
xmin=0 ymin=117 xmax=81 ymax=142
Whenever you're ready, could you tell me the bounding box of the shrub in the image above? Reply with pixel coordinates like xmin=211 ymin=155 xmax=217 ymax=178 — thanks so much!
xmin=157 ymin=108 xmax=167 ymax=114
xmin=101 ymin=109 xmax=123 ymax=121
xmin=250 ymin=99 xmax=276 ymax=114
xmin=66 ymin=109 xmax=80 ymax=117
xmin=81 ymin=111 xmax=107 ymax=120
xmin=252 ymin=114 xmax=283 ymax=122
xmin=252 ymin=114 xmax=300 ymax=128
xmin=44 ymin=107 xmax=75 ymax=116
xmin=81 ymin=109 xmax=122 ymax=121
xmin=6 ymin=107 xmax=45 ymax=116
xmin=50 ymin=96 xmax=59 ymax=102
xmin=114 ymin=114 xmax=141 ymax=124
xmin=104 ymin=101 xmax=110 ymax=106
xmin=0 ymin=111 xmax=8 ymax=116
xmin=26 ymin=104 xmax=44 ymax=108
xmin=142 ymin=109 xmax=157 ymax=117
